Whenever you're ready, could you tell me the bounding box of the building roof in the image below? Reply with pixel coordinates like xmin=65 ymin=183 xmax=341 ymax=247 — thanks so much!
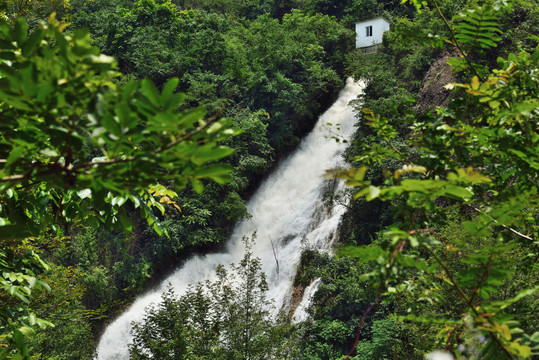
xmin=355 ymin=17 xmax=391 ymax=25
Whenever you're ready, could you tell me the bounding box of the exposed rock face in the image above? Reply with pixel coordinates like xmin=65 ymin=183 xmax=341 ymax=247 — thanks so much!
xmin=415 ymin=49 xmax=457 ymax=113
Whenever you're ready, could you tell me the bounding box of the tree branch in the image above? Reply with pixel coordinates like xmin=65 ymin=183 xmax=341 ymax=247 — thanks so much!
xmin=471 ymin=206 xmax=534 ymax=241
xmin=0 ymin=174 xmax=28 ymax=182
xmin=427 ymin=248 xmax=516 ymax=360
xmin=345 ymin=240 xmax=406 ymax=359
xmin=429 ymin=0 xmax=484 ymax=81
xmin=1 ymin=87 xmax=236 ymax=186
xmin=409 ymin=229 xmax=466 ymax=258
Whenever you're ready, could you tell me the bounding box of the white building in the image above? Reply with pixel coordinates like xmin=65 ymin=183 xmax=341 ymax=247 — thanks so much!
xmin=355 ymin=17 xmax=391 ymax=49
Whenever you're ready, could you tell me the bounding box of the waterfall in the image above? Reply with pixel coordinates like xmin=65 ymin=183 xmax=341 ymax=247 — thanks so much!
xmin=96 ymin=78 xmax=364 ymax=359
xmin=292 ymin=278 xmax=322 ymax=323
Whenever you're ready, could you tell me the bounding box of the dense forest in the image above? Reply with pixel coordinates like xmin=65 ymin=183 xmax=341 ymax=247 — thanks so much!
xmin=0 ymin=0 xmax=538 ymax=359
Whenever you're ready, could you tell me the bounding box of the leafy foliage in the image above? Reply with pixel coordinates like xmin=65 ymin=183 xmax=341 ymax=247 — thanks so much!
xmin=0 ymin=2 xmax=356 ymax=356
xmin=331 ymin=0 xmax=539 ymax=358
xmin=453 ymin=6 xmax=503 ymax=51
xmin=130 ymin=236 xmax=299 ymax=359
xmin=0 ymin=13 xmax=238 ymax=357
xmin=69 ymin=0 xmax=354 ymax=148
xmin=0 ymin=14 xmax=238 ymax=237
xmin=0 ymin=241 xmax=53 ymax=359
xmin=2 ymin=0 xmax=536 ymax=358
xmin=1 ymin=0 xmax=71 ymax=22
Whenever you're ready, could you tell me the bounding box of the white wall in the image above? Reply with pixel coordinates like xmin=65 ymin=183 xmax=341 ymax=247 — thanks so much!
xmin=355 ymin=18 xmax=390 ymax=48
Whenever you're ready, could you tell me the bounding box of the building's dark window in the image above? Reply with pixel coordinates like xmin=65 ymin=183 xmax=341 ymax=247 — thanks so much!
xmin=366 ymin=26 xmax=373 ymax=37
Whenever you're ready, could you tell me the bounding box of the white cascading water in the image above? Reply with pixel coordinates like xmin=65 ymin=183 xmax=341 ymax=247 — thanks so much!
xmin=96 ymin=78 xmax=364 ymax=359
xmin=292 ymin=278 xmax=322 ymax=323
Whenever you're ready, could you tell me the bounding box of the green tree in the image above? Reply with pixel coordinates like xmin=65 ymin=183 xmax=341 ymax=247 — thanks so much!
xmin=333 ymin=0 xmax=539 ymax=358
xmin=69 ymin=1 xmax=354 ymax=148
xmin=0 ymin=12 xmax=237 ymax=357
xmin=26 ymin=266 xmax=96 ymax=360
xmin=2 ymin=0 xmax=71 ymax=21
xmin=130 ymin=236 xmax=298 ymax=359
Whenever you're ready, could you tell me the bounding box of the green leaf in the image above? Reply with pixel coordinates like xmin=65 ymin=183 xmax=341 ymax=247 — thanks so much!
xmin=77 ymin=189 xmax=92 ymax=200
xmin=175 ymin=107 xmax=206 ymax=129
xmin=401 ymin=179 xmax=440 ymax=192
xmin=111 ymin=196 xmax=128 ymax=207
xmin=0 ymin=39 xmax=16 ymax=50
xmin=365 ymin=185 xmax=381 ymax=201
xmin=13 ymin=18 xmax=28 ymax=44
xmin=354 ymin=166 xmax=367 ymax=181
xmin=193 ymin=164 xmax=234 ymax=179
xmin=13 ymin=330 xmax=26 ymax=352
xmin=161 ymin=78 xmax=180 ymax=103
xmin=443 ymin=184 xmax=473 ymax=200
xmin=0 ymin=51 xmax=15 ymax=60
xmin=152 ymin=222 xmax=163 ymax=236
xmin=394 ymin=164 xmax=427 ymax=178
xmin=5 ymin=146 xmax=25 ymax=167
xmin=337 ymin=245 xmax=386 ymax=262
xmin=191 ymin=146 xmax=235 ymax=166
xmin=141 ymin=79 xmax=161 ymax=108
xmin=190 ymin=178 xmax=204 ymax=194
xmin=115 ymin=104 xmax=136 ymax=129
xmin=101 ymin=114 xmax=122 ymax=137
xmin=21 ymin=30 xmax=44 ymax=56
xmin=119 ymin=211 xmax=133 ymax=233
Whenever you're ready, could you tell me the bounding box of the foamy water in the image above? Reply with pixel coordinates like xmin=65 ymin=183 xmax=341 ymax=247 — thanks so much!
xmin=97 ymin=78 xmax=364 ymax=359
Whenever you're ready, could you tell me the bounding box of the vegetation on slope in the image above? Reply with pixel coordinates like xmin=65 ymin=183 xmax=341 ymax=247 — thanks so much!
xmin=299 ymin=0 xmax=539 ymax=359
xmin=0 ymin=0 xmax=352 ymax=357
xmin=0 ymin=0 xmax=538 ymax=358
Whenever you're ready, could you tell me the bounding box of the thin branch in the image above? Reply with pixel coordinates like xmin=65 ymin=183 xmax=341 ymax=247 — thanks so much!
xmin=471 ymin=206 xmax=534 ymax=241
xmin=409 ymin=229 xmax=466 ymax=258
xmin=345 ymin=240 xmax=406 ymax=359
xmin=71 ymin=156 xmax=136 ymax=172
xmin=269 ymin=235 xmax=279 ymax=277
xmin=425 ymin=244 xmax=516 ymax=360
xmin=429 ymin=0 xmax=484 ymax=81
xmin=345 ymin=293 xmax=384 ymax=360
xmin=15 ymin=180 xmax=43 ymax=190
xmin=73 ymin=89 xmax=236 ymax=171
xmin=2 ymin=87 xmax=236 ymax=184
xmin=469 ymin=260 xmax=490 ymax=308
xmin=0 ymin=174 xmax=28 ymax=183
xmin=0 ymin=158 xmax=137 ymax=184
